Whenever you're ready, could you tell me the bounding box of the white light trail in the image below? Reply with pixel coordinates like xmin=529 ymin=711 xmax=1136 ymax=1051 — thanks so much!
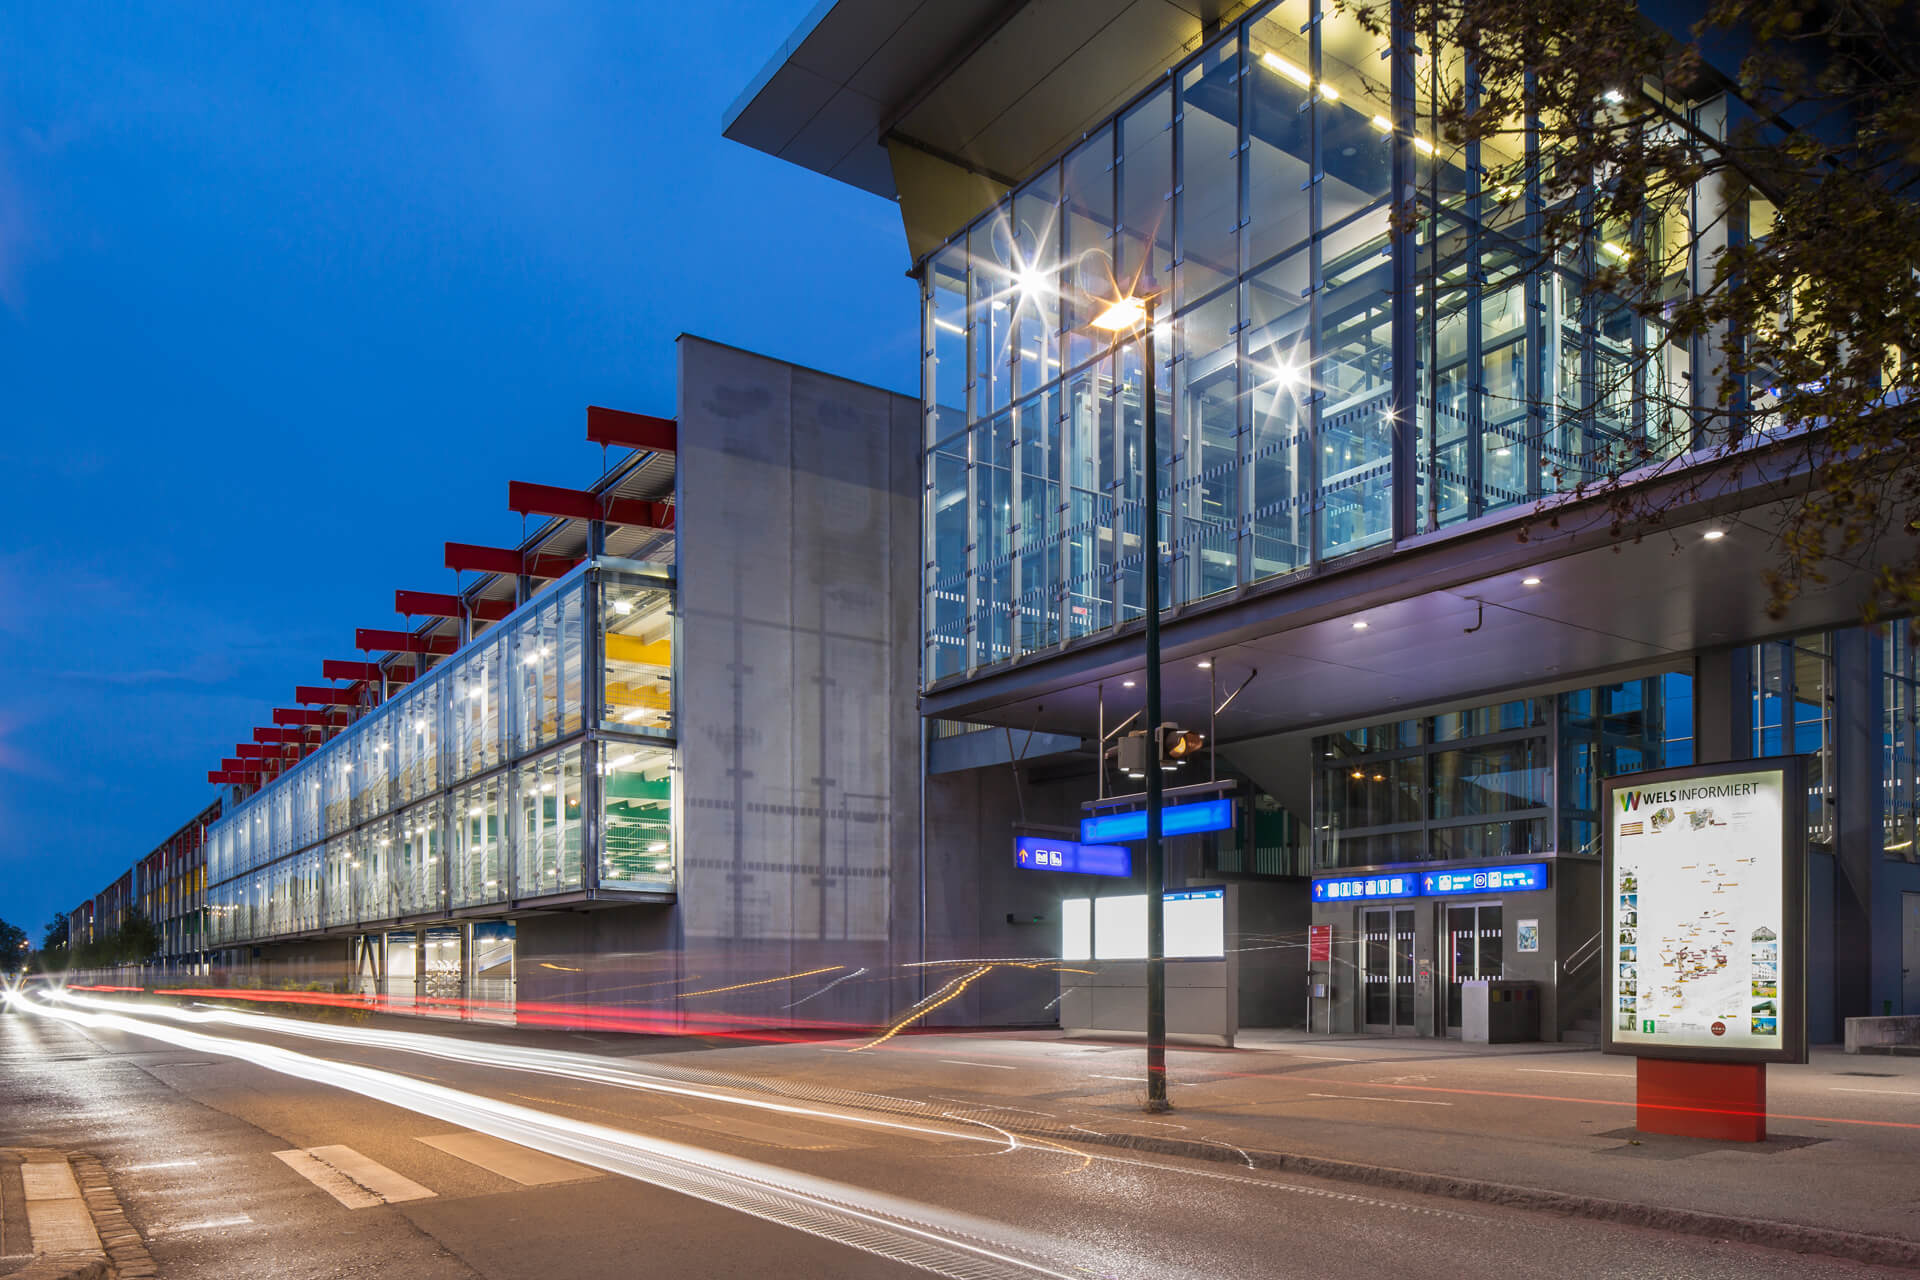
xmin=14 ymin=992 xmax=1082 ymax=1280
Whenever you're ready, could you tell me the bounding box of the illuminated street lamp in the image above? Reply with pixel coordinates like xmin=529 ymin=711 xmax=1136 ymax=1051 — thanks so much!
xmin=1091 ymin=275 xmax=1170 ymax=1113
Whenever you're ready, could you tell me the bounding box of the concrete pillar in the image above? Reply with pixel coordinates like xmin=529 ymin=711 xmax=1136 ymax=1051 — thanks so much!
xmin=1694 ymin=645 xmax=1753 ymax=762
xmin=1831 ymin=628 xmax=1879 ymax=1020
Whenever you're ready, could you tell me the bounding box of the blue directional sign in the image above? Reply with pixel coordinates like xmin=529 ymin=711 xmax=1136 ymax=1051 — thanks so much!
xmin=1421 ymin=863 xmax=1549 ymax=895
xmin=1080 ymin=798 xmax=1235 ymax=844
xmin=1013 ymin=837 xmax=1132 ymax=877
xmin=1312 ymin=874 xmax=1419 ymax=903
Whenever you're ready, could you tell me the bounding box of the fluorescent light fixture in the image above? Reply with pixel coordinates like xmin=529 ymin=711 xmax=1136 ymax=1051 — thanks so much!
xmin=1260 ymin=51 xmax=1312 ymax=86
xmin=1122 ymin=679 xmax=1136 ymax=688
xmin=1091 ymin=297 xmax=1147 ymax=331
xmin=1413 ymin=136 xmax=1435 ymax=155
xmin=612 ymin=600 xmax=633 ymax=615
xmin=1197 ymin=659 xmax=1212 ymax=669
xmin=1370 ymin=114 xmax=1393 ymax=133
xmin=1352 ymin=620 xmax=1369 ymax=630
xmin=1703 ymin=529 xmax=1726 ymax=540
xmin=1601 ymin=240 xmax=1631 ymax=261
xmin=647 ymin=841 xmax=668 ymax=853
xmin=1496 ymin=446 xmax=1512 ymax=456
xmin=1522 ymin=576 xmax=1542 ymax=586
xmin=1317 ymin=82 xmax=1340 ymax=101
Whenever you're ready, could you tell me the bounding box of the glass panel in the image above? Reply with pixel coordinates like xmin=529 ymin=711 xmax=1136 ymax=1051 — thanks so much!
xmin=1246 ymin=249 xmax=1311 ymax=579
xmin=1364 ymin=908 xmax=1391 ymax=1025
xmin=1061 ymin=127 xmax=1115 ymax=372
xmin=1014 ymin=390 xmax=1061 ymax=655
xmin=1118 ymin=87 xmax=1173 ymax=293
xmin=1178 ymin=287 xmax=1241 ymax=601
xmin=602 ymin=743 xmax=674 ymax=889
xmin=452 ymin=776 xmax=505 ymax=907
xmin=1245 ymin=0 xmax=1312 ymax=270
xmin=1177 ymin=38 xmax=1241 ymax=307
xmin=602 ymin=573 xmax=675 ymax=734
xmin=926 ymin=431 xmax=970 ymax=679
xmin=517 ymin=745 xmax=583 ymax=897
xmin=1394 ymin=907 xmax=1416 ymax=1028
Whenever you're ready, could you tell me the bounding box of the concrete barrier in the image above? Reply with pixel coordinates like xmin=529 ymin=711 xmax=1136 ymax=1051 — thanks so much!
xmin=1844 ymin=1015 xmax=1920 ymax=1053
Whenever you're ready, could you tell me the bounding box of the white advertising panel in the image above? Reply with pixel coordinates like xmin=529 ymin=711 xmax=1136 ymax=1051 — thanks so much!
xmin=1604 ymin=761 xmax=1806 ymax=1064
xmin=1063 ymin=888 xmax=1227 ymax=961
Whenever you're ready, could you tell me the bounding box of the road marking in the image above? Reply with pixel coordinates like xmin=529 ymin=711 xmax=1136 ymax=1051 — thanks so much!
xmin=1090 ymin=1074 xmax=1193 ymax=1086
xmin=1287 ymin=1055 xmax=1358 ymax=1062
xmin=275 ymin=1146 xmax=436 ymax=1208
xmin=1831 ymin=1086 xmax=1920 ymax=1097
xmin=121 ymin=1159 xmax=202 ymax=1172
xmin=158 ymin=1214 xmax=254 ymax=1235
xmin=418 ymin=1132 xmax=598 ymax=1185
xmin=1305 ymin=1093 xmax=1453 ymax=1107
xmin=1516 ymin=1069 xmax=1623 ymax=1078
xmin=939 ymin=1059 xmax=1017 ymax=1070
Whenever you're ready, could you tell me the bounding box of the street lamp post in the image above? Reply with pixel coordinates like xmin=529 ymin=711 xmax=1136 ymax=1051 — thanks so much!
xmin=1093 ymin=277 xmax=1168 ymax=1113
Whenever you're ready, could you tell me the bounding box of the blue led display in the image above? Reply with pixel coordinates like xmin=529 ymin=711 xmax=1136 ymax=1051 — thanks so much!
xmin=1312 ymin=874 xmax=1419 ymax=903
xmin=1013 ymin=837 xmax=1132 ymax=877
xmin=1079 ymin=798 xmax=1235 ymax=844
xmin=1421 ymin=863 xmax=1549 ymax=895
xmin=1313 ymin=863 xmax=1551 ymax=903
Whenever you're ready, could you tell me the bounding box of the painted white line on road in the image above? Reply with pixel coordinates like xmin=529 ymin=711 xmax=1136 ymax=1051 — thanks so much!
xmin=310 ymin=1144 xmax=437 ymax=1205
xmin=1287 ymin=1055 xmax=1358 ymax=1062
xmin=158 ymin=1214 xmax=254 ymax=1235
xmin=939 ymin=1059 xmax=1017 ymax=1070
xmin=120 ymin=1159 xmax=201 ymax=1172
xmin=419 ymin=1131 xmax=598 ymax=1185
xmin=1516 ymin=1069 xmax=1623 ymax=1078
xmin=1830 ymin=1086 xmax=1920 ymax=1097
xmin=1305 ymin=1093 xmax=1453 ymax=1107
xmin=274 ymin=1149 xmax=383 ymax=1209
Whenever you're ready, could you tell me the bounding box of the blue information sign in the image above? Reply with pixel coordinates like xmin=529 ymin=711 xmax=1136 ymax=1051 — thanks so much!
xmin=1014 ymin=837 xmax=1132 ymax=877
xmin=1080 ymin=798 xmax=1235 ymax=844
xmin=1421 ymin=863 xmax=1549 ymax=895
xmin=1312 ymin=874 xmax=1419 ymax=903
xmin=1313 ymin=862 xmax=1550 ymax=903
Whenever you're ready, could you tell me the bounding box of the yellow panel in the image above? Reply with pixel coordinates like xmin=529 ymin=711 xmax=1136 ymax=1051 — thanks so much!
xmin=605 ymin=633 xmax=672 ymax=667
xmin=606 ymin=682 xmax=671 ymax=711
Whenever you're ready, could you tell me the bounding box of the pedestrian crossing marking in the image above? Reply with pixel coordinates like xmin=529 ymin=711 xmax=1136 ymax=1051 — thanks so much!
xmin=273 ymin=1145 xmax=436 ymax=1208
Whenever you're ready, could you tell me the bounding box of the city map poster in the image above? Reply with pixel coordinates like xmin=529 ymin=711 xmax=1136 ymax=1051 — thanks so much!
xmin=1602 ymin=759 xmax=1807 ymax=1065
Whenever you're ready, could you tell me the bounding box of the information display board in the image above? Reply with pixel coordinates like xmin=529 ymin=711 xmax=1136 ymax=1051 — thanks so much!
xmin=1013 ymin=837 xmax=1131 ymax=877
xmin=1060 ymin=887 xmax=1227 ymax=960
xmin=1080 ymin=799 xmax=1234 ymax=844
xmin=1602 ymin=759 xmax=1807 ymax=1064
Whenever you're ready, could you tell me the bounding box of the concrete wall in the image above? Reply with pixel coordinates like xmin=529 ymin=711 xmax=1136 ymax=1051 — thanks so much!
xmin=672 ymin=337 xmax=922 ymax=1030
xmin=1235 ymin=881 xmax=1308 ymax=1028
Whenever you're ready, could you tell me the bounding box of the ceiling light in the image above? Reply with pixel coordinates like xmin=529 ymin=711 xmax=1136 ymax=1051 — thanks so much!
xmin=1352 ymin=620 xmax=1369 ymax=630
xmin=1370 ymin=114 xmax=1393 ymax=133
xmin=1123 ymin=679 xmax=1136 ymax=688
xmin=647 ymin=841 xmax=668 ymax=853
xmin=1351 ymin=769 xmax=1365 ymax=779
xmin=1495 ymin=447 xmax=1511 ymax=457
xmin=1413 ymin=136 xmax=1436 ymax=155
xmin=1316 ymin=83 xmax=1340 ymax=101
xmin=1372 ymin=774 xmax=1385 ymax=782
xmin=1197 ymin=659 xmax=1212 ymax=669
xmin=1260 ymin=51 xmax=1312 ymax=87
xmin=1522 ymin=576 xmax=1541 ymax=586
xmin=1703 ymin=529 xmax=1726 ymax=541
xmin=613 ymin=600 xmax=633 ymax=615
xmin=1603 ymin=88 xmax=1625 ymax=104
xmin=1600 ymin=240 xmax=1631 ymax=261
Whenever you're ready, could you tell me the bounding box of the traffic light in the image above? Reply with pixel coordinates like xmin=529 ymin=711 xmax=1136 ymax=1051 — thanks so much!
xmin=1158 ymin=723 xmax=1205 ymax=768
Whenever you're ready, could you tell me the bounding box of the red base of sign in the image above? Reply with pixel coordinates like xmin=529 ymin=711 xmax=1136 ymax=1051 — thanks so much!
xmin=1635 ymin=1058 xmax=1766 ymax=1142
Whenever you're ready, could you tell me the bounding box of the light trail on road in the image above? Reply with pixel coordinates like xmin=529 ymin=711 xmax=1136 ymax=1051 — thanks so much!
xmin=7 ymin=990 xmax=1101 ymax=1280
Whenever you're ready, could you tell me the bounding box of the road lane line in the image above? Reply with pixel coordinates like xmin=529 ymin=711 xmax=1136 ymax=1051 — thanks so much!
xmin=1306 ymin=1093 xmax=1453 ymax=1107
xmin=939 ymin=1059 xmax=1017 ymax=1070
xmin=120 ymin=1160 xmax=201 ymax=1172
xmin=418 ymin=1132 xmax=599 ymax=1184
xmin=158 ymin=1214 xmax=253 ymax=1234
xmin=1516 ymin=1069 xmax=1623 ymax=1078
xmin=1830 ymin=1087 xmax=1920 ymax=1097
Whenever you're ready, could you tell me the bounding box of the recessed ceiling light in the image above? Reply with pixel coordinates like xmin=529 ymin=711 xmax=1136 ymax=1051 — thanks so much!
xmin=1703 ymin=529 xmax=1726 ymax=540
xmin=1522 ymin=576 xmax=1541 ymax=586
xmin=1197 ymin=659 xmax=1212 ymax=669
xmin=1352 ymin=620 xmax=1369 ymax=630
xmin=1122 ymin=679 xmax=1136 ymax=688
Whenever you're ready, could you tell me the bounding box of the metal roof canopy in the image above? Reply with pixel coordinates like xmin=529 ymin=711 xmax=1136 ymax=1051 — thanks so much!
xmin=724 ymin=0 xmax=1232 ymax=255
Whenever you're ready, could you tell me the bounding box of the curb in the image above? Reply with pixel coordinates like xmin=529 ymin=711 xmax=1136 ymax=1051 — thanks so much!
xmin=69 ymin=1155 xmax=153 ymax=1280
xmin=1017 ymin=1124 xmax=1920 ymax=1270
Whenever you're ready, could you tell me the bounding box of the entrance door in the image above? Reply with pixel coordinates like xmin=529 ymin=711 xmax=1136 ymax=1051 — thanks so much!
xmin=1904 ymin=894 xmax=1920 ymax=1014
xmin=1445 ymin=904 xmax=1504 ymax=1033
xmin=1363 ymin=907 xmax=1419 ymax=1033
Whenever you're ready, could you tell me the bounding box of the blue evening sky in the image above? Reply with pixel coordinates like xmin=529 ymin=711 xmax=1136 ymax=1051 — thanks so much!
xmin=0 ymin=2 xmax=915 ymax=940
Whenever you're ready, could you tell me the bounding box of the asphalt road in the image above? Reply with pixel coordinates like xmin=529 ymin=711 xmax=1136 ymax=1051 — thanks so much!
xmin=3 ymin=994 xmax=1911 ymax=1279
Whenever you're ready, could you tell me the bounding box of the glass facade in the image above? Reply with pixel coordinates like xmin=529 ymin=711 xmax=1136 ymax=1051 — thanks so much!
xmin=1751 ymin=632 xmax=1833 ymax=849
xmin=922 ymin=0 xmax=1705 ymax=682
xmin=1887 ymin=627 xmax=1918 ymax=861
xmin=205 ymin=561 xmax=677 ymax=947
xmin=1312 ymin=674 xmax=1690 ymax=870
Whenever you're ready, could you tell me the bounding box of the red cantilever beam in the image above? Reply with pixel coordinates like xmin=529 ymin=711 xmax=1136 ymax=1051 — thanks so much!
xmin=394 ymin=590 xmax=515 ymax=622
xmin=587 ymin=405 xmax=676 ymax=453
xmin=253 ymin=728 xmax=303 ymax=744
xmin=273 ymin=707 xmax=346 ymax=727
xmin=322 ymin=659 xmax=384 ymax=683
xmin=296 ymin=685 xmax=361 ymax=706
xmin=356 ymin=627 xmax=458 ymax=655
xmin=508 ymin=480 xmax=673 ymax=530
xmin=444 ymin=542 xmax=578 ymax=579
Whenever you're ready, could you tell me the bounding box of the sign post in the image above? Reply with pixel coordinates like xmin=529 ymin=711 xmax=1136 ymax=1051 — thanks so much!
xmin=1602 ymin=759 xmax=1807 ymax=1142
xmin=1308 ymin=924 xmax=1332 ymax=1034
